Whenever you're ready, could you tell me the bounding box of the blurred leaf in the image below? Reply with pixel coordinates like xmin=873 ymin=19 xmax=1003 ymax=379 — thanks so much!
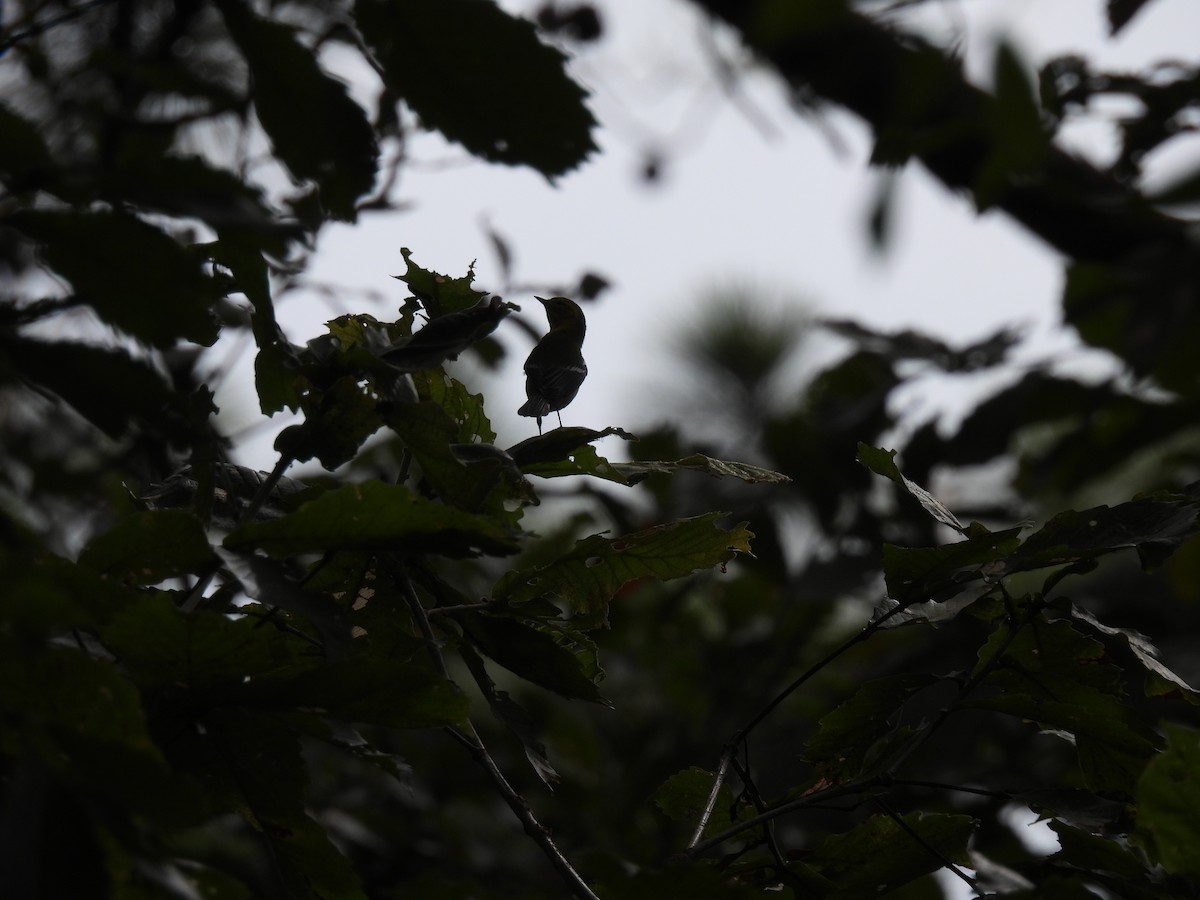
xmin=355 ymin=0 xmax=597 ymax=178
xmin=80 ymin=510 xmax=213 ymax=585
xmin=285 ymin=658 xmax=469 ymax=730
xmin=977 ymin=42 xmax=1049 ymax=209
xmin=1137 ymin=724 xmax=1200 ymax=876
xmin=104 ymin=155 xmax=280 ymax=238
xmin=11 ymin=210 xmax=224 ymax=348
xmin=0 ymin=103 xmax=53 ymax=190
xmin=99 ymin=595 xmax=314 ymax=694
xmin=1 ymin=336 xmax=179 ymax=438
xmin=1108 ymin=0 xmax=1154 ymax=34
xmin=804 ymin=673 xmax=939 ymax=779
xmin=216 ymin=0 xmax=377 ymax=220
xmin=9 ymin=209 xmax=222 ymax=346
xmin=225 ymin=481 xmax=521 ymax=557
xmin=175 ymin=707 xmax=365 ymax=898
xmin=806 ymin=812 xmax=975 ymax=892
xmin=493 ymin=513 xmax=754 ymax=628
xmin=0 ymin=648 xmax=202 ymax=823
xmin=1149 ymin=161 xmax=1200 ymax=206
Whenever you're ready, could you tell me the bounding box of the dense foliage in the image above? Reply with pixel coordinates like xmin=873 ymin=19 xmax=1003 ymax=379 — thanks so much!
xmin=3 ymin=0 xmax=1200 ymax=897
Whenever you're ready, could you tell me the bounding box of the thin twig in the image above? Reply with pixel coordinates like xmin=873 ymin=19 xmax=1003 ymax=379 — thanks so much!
xmin=689 ymin=778 xmax=885 ymax=858
xmin=396 ymin=570 xmax=601 ymax=900
xmin=874 ymin=798 xmax=977 ymax=890
xmin=689 ymin=597 xmax=909 ymax=848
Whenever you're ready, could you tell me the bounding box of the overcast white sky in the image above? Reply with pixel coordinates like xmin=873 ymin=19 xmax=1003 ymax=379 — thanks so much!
xmin=220 ymin=0 xmax=1200 ymax=463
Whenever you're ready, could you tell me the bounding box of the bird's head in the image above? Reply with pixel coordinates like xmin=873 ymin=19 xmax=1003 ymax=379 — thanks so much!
xmin=536 ymin=296 xmax=586 ymax=332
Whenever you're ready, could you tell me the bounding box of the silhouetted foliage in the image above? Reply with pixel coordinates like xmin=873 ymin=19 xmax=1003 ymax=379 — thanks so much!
xmin=3 ymin=0 xmax=1200 ymax=897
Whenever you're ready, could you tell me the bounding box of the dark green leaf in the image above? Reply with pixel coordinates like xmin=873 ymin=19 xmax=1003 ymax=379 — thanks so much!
xmin=284 ymin=658 xmax=469 ymax=729
xmin=1051 ymin=820 xmax=1151 ymax=881
xmin=80 ymin=510 xmax=213 ymax=585
xmin=492 ymin=513 xmax=753 ymax=628
xmin=653 ymin=767 xmax=737 ymax=836
xmin=1137 ymin=723 xmax=1200 ymax=876
xmin=216 ymin=0 xmax=377 ymax=220
xmin=218 ymin=549 xmax=353 ymax=661
xmin=1072 ymin=605 xmax=1200 ymax=703
xmin=806 ymin=812 xmax=975 ymax=892
xmin=804 ymin=673 xmax=938 ymax=778
xmin=9 ymin=209 xmax=222 ymax=346
xmin=881 ymin=528 xmax=1022 ymax=603
xmin=1 ymin=336 xmax=180 ymax=438
xmin=176 ymin=708 xmax=366 ymax=898
xmin=208 ymin=241 xmax=300 ymax=414
xmin=390 ymin=248 xmax=487 ymax=318
xmin=225 ymin=480 xmax=520 ymax=557
xmin=355 ymin=0 xmax=596 ymax=178
xmin=963 ymin=621 xmax=1162 ymax=765
xmin=859 ymin=443 xmax=965 ymax=533
xmin=1004 ymin=492 xmax=1200 ymax=574
xmin=460 ymin=613 xmax=606 ymax=702
xmin=0 ymin=103 xmax=53 ymax=189
xmin=99 ymin=595 xmax=314 ymax=694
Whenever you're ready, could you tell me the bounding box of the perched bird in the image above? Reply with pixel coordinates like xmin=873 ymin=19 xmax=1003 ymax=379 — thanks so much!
xmin=518 ymin=296 xmax=587 ymax=433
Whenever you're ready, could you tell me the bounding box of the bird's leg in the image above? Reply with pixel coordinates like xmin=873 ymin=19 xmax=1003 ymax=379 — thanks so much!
xmin=555 ymin=411 xmax=563 ymax=429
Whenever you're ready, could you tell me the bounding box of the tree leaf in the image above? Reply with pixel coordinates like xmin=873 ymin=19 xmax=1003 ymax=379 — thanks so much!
xmin=492 ymin=513 xmax=753 ymax=628
xmin=216 ymin=0 xmax=377 ymax=220
xmin=355 ymin=0 xmax=597 ymax=178
xmin=806 ymin=812 xmax=975 ymax=892
xmin=391 ymin=247 xmax=488 ymax=318
xmin=858 ymin=443 xmax=965 ymax=533
xmin=9 ymin=209 xmax=223 ymax=346
xmin=1072 ymin=605 xmax=1200 ymax=703
xmin=1137 ymin=723 xmax=1200 ymax=877
xmin=99 ymin=596 xmax=314 ymax=693
xmin=804 ymin=673 xmax=938 ymax=779
xmin=225 ymin=481 xmax=520 ymax=557
xmin=653 ymin=767 xmax=737 ymax=836
xmin=283 ymin=658 xmax=469 ymax=730
xmin=459 ymin=612 xmax=606 ymax=702
xmin=962 ymin=621 xmax=1162 ymax=772
xmin=1003 ymin=491 xmax=1200 ymax=574
xmin=80 ymin=510 xmax=214 ymax=585
xmin=174 ymin=707 xmax=366 ymax=898
xmin=0 ymin=103 xmax=53 ymax=190
xmin=881 ymin=527 xmax=1023 ymax=603
xmin=2 ymin=336 xmax=180 ymax=438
